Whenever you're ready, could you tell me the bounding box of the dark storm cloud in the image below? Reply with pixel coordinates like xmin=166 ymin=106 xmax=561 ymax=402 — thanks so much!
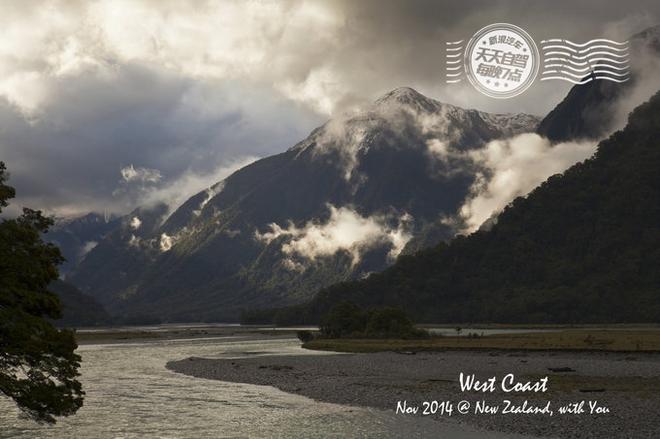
xmin=0 ymin=63 xmax=321 ymax=215
xmin=0 ymin=0 xmax=658 ymax=216
xmin=322 ymin=0 xmax=660 ymax=114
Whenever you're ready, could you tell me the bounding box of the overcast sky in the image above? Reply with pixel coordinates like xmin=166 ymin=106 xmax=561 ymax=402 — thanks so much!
xmin=1 ymin=0 xmax=659 ymax=216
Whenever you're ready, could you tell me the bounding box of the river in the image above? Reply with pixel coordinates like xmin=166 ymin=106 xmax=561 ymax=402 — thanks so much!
xmin=0 ymin=332 xmax=529 ymax=438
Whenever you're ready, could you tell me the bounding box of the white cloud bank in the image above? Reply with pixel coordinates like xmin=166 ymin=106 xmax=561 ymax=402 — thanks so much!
xmin=159 ymin=233 xmax=175 ymax=252
xmin=458 ymin=133 xmax=598 ymax=232
xmin=129 ymin=216 xmax=142 ymax=230
xmin=5 ymin=0 xmax=637 ymax=118
xmin=194 ymin=182 xmax=226 ymax=216
xmin=79 ymin=240 xmax=98 ymax=259
xmin=255 ymin=204 xmax=412 ymax=269
xmin=0 ymin=1 xmax=350 ymax=116
xmin=120 ymin=165 xmax=162 ymax=183
xmin=121 ymin=156 xmax=258 ymax=216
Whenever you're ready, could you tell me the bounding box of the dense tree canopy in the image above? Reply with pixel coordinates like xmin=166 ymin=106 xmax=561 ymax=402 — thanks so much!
xmin=0 ymin=162 xmax=83 ymax=423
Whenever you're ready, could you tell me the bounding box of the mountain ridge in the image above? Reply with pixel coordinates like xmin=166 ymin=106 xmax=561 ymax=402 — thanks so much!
xmin=70 ymin=87 xmax=541 ymax=321
xmin=272 ymin=89 xmax=660 ymax=324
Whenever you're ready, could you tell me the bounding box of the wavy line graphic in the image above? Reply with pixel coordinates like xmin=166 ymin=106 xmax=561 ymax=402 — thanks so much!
xmin=541 ymin=69 xmax=630 ymax=79
xmin=540 ymin=38 xmax=629 ymax=47
xmin=540 ymin=38 xmax=630 ymax=84
xmin=542 ymin=63 xmax=629 ymax=72
xmin=543 ymin=49 xmax=628 ymax=56
xmin=543 ymin=57 xmax=630 ymax=66
xmin=541 ymin=44 xmax=629 ymax=54
xmin=542 ymin=51 xmax=628 ymax=60
xmin=540 ymin=76 xmax=630 ymax=84
xmin=542 ymin=45 xmax=628 ymax=55
xmin=445 ymin=43 xmax=464 ymax=83
xmin=542 ymin=53 xmax=628 ymax=62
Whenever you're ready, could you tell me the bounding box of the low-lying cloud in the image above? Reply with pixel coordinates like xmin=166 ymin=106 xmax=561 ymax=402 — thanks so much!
xmin=159 ymin=233 xmax=176 ymax=252
xmin=120 ymin=165 xmax=162 ymax=184
xmin=458 ymin=134 xmax=598 ymax=232
xmin=130 ymin=156 xmax=258 ymax=216
xmin=129 ymin=216 xmax=142 ymax=230
xmin=79 ymin=240 xmax=98 ymax=259
xmin=255 ymin=204 xmax=413 ymax=269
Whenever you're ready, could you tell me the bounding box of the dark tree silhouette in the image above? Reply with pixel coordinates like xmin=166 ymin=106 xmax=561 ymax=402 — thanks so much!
xmin=0 ymin=162 xmax=84 ymax=423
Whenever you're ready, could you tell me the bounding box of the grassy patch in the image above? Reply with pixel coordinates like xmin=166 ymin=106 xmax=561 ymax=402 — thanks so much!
xmin=303 ymin=329 xmax=660 ymax=353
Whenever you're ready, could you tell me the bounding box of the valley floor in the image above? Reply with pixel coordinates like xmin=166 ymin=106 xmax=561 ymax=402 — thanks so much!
xmin=168 ymin=347 xmax=660 ymax=438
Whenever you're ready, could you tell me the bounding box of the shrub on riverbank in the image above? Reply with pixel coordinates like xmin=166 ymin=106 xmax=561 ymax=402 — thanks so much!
xmin=296 ymin=330 xmax=315 ymax=343
xmin=318 ymin=301 xmax=428 ymax=339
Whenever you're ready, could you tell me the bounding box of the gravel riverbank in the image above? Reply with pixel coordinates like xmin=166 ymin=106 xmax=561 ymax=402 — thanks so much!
xmin=167 ymin=349 xmax=660 ymax=438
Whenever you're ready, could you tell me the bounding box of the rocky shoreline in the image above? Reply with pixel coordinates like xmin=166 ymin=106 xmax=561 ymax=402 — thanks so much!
xmin=168 ymin=349 xmax=660 ymax=438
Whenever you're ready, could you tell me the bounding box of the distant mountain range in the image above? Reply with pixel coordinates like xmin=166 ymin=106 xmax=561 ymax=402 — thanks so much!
xmin=57 ymin=26 xmax=660 ymax=323
xmin=49 ymin=280 xmax=111 ymax=327
xmin=47 ymin=212 xmax=119 ymax=276
xmin=271 ymin=89 xmax=660 ymax=324
xmin=68 ymin=87 xmax=540 ymax=321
